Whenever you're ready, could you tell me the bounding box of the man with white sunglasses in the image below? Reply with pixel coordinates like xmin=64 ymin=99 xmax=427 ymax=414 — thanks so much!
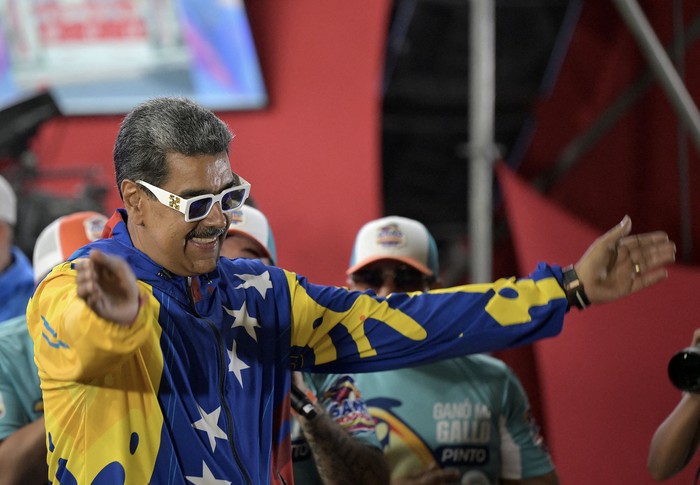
xmin=27 ymin=96 xmax=676 ymax=484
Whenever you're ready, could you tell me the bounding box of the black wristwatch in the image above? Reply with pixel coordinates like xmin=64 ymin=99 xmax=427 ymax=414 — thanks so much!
xmin=561 ymin=265 xmax=590 ymax=310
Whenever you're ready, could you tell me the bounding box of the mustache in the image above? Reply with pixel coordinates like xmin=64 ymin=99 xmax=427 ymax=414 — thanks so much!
xmin=187 ymin=226 xmax=227 ymax=240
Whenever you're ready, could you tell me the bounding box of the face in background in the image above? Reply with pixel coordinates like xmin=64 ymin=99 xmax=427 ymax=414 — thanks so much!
xmin=221 ymin=233 xmax=273 ymax=265
xmin=123 ymin=151 xmax=236 ymax=276
xmin=347 ymin=259 xmax=434 ymax=297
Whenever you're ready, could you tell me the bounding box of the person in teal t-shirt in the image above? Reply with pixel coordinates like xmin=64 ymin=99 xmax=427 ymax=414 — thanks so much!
xmin=350 ymin=216 xmax=558 ymax=485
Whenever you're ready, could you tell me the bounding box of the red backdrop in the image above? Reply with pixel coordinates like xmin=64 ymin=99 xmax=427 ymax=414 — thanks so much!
xmin=501 ymin=2 xmax=700 ymax=483
xmin=499 ymin=163 xmax=700 ymax=485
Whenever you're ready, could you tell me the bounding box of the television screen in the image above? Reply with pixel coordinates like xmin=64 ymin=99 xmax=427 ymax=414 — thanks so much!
xmin=0 ymin=0 xmax=267 ymax=115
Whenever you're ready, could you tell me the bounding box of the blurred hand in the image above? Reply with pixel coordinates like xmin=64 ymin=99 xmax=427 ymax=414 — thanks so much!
xmin=392 ymin=463 xmax=461 ymax=485
xmin=574 ymin=215 xmax=676 ymax=304
xmin=292 ymin=371 xmax=308 ymax=391
xmin=75 ymin=249 xmax=141 ymax=326
xmin=691 ymin=329 xmax=700 ymax=348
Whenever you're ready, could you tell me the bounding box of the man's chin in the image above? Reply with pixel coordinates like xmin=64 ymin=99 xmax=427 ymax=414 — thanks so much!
xmin=174 ymin=257 xmax=218 ymax=277
xmin=195 ymin=260 xmax=218 ymax=275
xmin=184 ymin=238 xmax=223 ymax=274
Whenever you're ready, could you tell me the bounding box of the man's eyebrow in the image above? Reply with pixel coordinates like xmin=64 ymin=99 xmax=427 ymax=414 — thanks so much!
xmin=178 ymin=174 xmax=238 ymax=198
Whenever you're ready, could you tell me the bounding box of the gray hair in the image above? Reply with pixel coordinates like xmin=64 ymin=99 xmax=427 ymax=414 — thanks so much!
xmin=113 ymin=97 xmax=233 ymax=198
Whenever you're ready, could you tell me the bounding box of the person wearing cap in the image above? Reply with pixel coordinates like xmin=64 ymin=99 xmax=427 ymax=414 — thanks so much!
xmin=0 ymin=210 xmax=107 ymax=485
xmin=25 ymin=97 xmax=675 ymax=484
xmin=349 ymin=216 xmax=558 ymax=485
xmin=0 ymin=174 xmax=34 ymax=323
xmin=221 ymin=204 xmax=389 ymax=485
xmin=222 ymin=204 xmax=277 ymax=266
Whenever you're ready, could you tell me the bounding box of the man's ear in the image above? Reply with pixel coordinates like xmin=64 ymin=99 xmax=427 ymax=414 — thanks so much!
xmin=121 ymin=180 xmax=145 ymax=225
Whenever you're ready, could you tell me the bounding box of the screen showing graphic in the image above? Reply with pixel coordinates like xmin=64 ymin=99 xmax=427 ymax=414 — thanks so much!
xmin=0 ymin=0 xmax=267 ymax=115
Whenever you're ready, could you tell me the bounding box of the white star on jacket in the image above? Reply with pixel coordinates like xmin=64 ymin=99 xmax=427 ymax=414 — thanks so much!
xmin=192 ymin=403 xmax=227 ymax=452
xmin=186 ymin=461 xmax=231 ymax=485
xmin=233 ymin=271 xmax=272 ymax=298
xmin=225 ymin=301 xmax=260 ymax=341
xmin=228 ymin=340 xmax=250 ymax=387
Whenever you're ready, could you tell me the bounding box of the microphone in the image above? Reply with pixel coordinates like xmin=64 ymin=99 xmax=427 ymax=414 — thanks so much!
xmin=290 ymin=384 xmax=318 ymax=419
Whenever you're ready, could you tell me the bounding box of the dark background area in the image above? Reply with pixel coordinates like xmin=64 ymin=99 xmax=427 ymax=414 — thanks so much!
xmin=382 ymin=0 xmax=574 ymax=284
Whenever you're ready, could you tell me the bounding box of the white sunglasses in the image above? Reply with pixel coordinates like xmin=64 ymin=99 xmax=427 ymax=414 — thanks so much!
xmin=136 ymin=177 xmax=251 ymax=222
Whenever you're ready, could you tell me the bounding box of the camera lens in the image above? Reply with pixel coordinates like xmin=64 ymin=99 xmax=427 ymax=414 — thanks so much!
xmin=668 ymin=347 xmax=700 ymax=393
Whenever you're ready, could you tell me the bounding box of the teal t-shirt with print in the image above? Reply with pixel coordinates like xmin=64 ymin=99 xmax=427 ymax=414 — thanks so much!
xmin=291 ymin=373 xmax=382 ymax=485
xmin=354 ymin=354 xmax=554 ymax=484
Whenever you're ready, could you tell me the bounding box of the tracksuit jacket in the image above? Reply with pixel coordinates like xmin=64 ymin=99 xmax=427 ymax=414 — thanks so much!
xmin=27 ymin=209 xmax=568 ymax=484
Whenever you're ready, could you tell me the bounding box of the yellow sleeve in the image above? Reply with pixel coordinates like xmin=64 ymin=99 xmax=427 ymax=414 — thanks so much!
xmin=27 ymin=261 xmax=155 ymax=383
xmin=284 ymin=266 xmax=567 ymax=372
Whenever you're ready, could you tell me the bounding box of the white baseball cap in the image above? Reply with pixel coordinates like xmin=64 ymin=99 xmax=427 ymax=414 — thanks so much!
xmin=33 ymin=211 xmax=108 ymax=282
xmin=346 ymin=216 xmax=439 ymax=276
xmin=0 ymin=174 xmax=17 ymax=225
xmin=226 ymin=205 xmax=277 ymax=264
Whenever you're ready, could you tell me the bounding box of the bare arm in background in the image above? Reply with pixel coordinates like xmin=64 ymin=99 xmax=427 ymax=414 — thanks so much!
xmin=294 ymin=374 xmax=390 ymax=485
xmin=0 ymin=417 xmax=48 ymax=485
xmin=648 ymin=329 xmax=700 ymax=481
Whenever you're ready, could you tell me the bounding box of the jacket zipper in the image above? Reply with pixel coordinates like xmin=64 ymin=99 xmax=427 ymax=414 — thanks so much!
xmin=189 ymin=278 xmax=253 ymax=485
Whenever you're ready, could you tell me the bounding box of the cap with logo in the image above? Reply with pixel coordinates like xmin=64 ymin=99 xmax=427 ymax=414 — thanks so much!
xmin=0 ymin=174 xmax=17 ymax=225
xmin=33 ymin=211 xmax=108 ymax=282
xmin=346 ymin=216 xmax=439 ymax=277
xmin=226 ymin=205 xmax=277 ymax=264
